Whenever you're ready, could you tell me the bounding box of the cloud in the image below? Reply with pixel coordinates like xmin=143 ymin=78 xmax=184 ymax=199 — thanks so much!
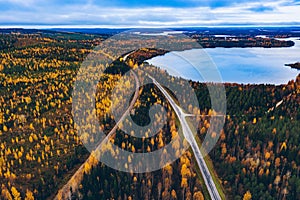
xmin=248 ymin=5 xmax=274 ymax=12
xmin=0 ymin=0 xmax=298 ymax=27
xmin=294 ymin=0 xmax=300 ymax=5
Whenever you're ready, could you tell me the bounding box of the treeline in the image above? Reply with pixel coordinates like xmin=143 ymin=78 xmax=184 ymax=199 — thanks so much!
xmin=193 ymin=37 xmax=295 ymax=48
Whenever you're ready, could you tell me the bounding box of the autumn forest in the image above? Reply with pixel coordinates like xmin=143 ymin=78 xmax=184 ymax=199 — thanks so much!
xmin=0 ymin=29 xmax=299 ymax=200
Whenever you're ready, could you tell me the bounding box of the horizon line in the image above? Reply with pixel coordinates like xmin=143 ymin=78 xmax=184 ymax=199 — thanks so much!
xmin=1 ymin=24 xmax=300 ymax=29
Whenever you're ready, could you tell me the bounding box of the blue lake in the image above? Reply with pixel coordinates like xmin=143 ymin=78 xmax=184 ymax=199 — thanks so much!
xmin=146 ymin=38 xmax=300 ymax=85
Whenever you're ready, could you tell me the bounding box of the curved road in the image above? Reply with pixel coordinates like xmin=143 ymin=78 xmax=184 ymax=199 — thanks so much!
xmin=56 ymin=50 xmax=221 ymax=199
xmin=149 ymin=75 xmax=222 ymax=200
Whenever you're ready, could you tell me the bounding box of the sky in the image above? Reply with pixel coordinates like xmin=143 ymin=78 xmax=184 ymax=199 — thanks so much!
xmin=0 ymin=0 xmax=299 ymax=28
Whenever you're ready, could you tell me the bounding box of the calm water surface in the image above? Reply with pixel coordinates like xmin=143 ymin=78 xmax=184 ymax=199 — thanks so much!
xmin=146 ymin=38 xmax=300 ymax=85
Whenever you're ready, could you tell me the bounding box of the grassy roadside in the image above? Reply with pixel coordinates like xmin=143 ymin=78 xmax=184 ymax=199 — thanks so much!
xmin=186 ymin=117 xmax=227 ymax=200
xmin=194 ymin=133 xmax=227 ymax=200
xmin=188 ymin=147 xmax=212 ymax=200
xmin=174 ymin=116 xmax=211 ymax=200
xmin=159 ymin=82 xmax=226 ymax=199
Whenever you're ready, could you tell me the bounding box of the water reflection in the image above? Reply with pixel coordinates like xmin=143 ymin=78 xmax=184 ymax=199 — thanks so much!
xmin=147 ymin=38 xmax=300 ymax=85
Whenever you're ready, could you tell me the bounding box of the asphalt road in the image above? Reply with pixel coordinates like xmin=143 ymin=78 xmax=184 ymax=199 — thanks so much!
xmin=149 ymin=75 xmax=222 ymax=200
xmin=56 ymin=50 xmax=221 ymax=199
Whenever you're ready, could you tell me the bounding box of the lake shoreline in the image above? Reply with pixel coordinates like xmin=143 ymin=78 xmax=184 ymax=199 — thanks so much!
xmin=145 ymin=37 xmax=300 ymax=85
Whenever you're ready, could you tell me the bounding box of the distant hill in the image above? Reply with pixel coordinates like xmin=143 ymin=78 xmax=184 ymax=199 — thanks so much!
xmin=285 ymin=62 xmax=300 ymax=70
